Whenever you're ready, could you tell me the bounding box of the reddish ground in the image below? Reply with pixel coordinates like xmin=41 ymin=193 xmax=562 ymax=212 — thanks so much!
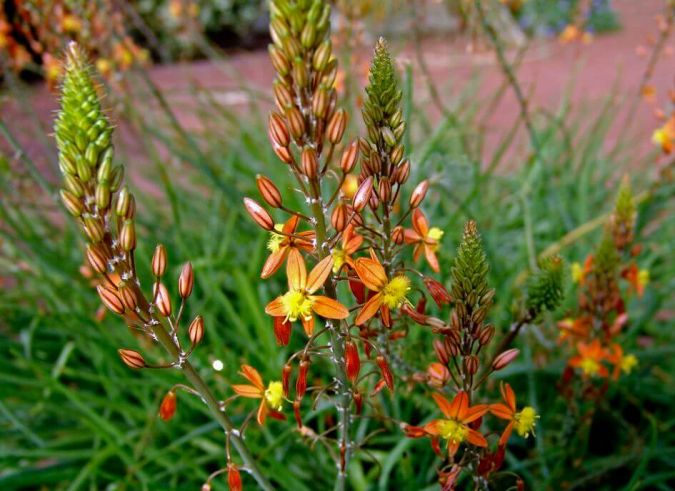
xmin=2 ymin=0 xmax=672 ymax=184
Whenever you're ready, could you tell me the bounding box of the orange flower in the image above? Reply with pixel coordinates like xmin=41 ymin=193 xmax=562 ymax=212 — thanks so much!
xmin=232 ymin=364 xmax=285 ymax=425
xmin=424 ymin=391 xmax=488 ymax=456
xmin=404 ymin=209 xmax=443 ymax=272
xmin=622 ymin=263 xmax=649 ymax=297
xmin=568 ymin=339 xmax=609 ymax=378
xmin=652 ymin=116 xmax=675 ymax=154
xmin=489 ymin=383 xmax=538 ymax=446
xmin=607 ymin=344 xmax=638 ymax=380
xmin=265 ymin=249 xmax=349 ymax=335
xmin=262 ymin=215 xmax=315 ymax=278
xmin=557 ymin=316 xmax=592 ymax=342
xmin=353 ymin=251 xmax=411 ymax=326
xmin=332 ymin=223 xmax=363 ymax=273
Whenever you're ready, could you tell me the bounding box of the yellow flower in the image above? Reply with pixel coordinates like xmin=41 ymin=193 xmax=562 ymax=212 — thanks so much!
xmin=571 ymin=262 xmax=583 ymax=283
xmin=620 ymin=354 xmax=638 ymax=374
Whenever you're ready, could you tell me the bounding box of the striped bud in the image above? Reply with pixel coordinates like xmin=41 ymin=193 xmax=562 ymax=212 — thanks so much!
xmin=478 ymin=325 xmax=495 ymax=347
xmin=301 ymin=147 xmax=318 ymax=179
xmin=492 ymin=348 xmax=520 ymax=371
xmin=378 ymin=177 xmax=391 ymax=204
xmin=243 ymin=198 xmax=275 ymax=231
xmin=159 ymin=390 xmax=177 ymax=421
xmin=463 ymin=355 xmax=479 ymax=375
xmin=331 ymin=203 xmax=348 ymax=232
xmin=340 ymin=140 xmax=359 ymax=173
xmin=326 ymin=109 xmax=347 ymax=144
xmin=178 ymin=262 xmax=194 ymax=299
xmin=394 ymin=159 xmax=411 ymax=184
xmin=63 ymin=174 xmax=84 ymax=198
xmin=313 ymin=40 xmax=332 ymax=71
xmin=118 ymin=349 xmax=145 ymax=369
xmin=409 ymin=180 xmax=428 ymax=208
xmin=86 ymin=244 xmax=108 ymax=274
xmin=188 ymin=315 xmax=204 ymax=346
xmin=273 ymin=81 xmax=293 ymax=111
xmin=296 ymin=359 xmax=310 ymax=400
xmin=155 ymin=282 xmax=172 ymax=317
xmin=433 ymin=339 xmax=449 ymax=365
xmin=268 ymin=45 xmax=290 ymax=75
xmin=376 ymin=355 xmax=394 ymax=391
xmin=352 ymin=176 xmax=373 ymax=212
xmin=286 ymin=107 xmax=306 ymax=140
xmin=381 ymin=127 xmax=396 ymax=147
xmin=293 ymin=57 xmax=309 ymax=88
xmin=227 ymin=464 xmax=242 ymax=491
xmin=273 ymin=144 xmax=294 ymax=164
xmin=312 ymin=87 xmax=329 ymax=118
xmin=60 ymin=189 xmax=83 ymax=217
xmin=95 ymin=183 xmax=111 ymax=210
xmin=390 ymin=144 xmax=404 ymax=166
xmin=84 ymin=217 xmax=104 ymax=243
xmin=115 ymin=186 xmax=131 ymax=217
xmin=391 ymin=226 xmax=405 ymax=245
xmin=97 ymin=285 xmax=125 ymax=314
xmin=269 ymin=112 xmax=290 ymax=147
xmin=152 ymin=244 xmax=167 ymax=277
xmin=424 ymin=277 xmax=452 ymax=307
xmin=345 ymin=341 xmax=360 ymax=383
xmin=118 ymin=283 xmax=138 ymax=311
xmin=120 ymin=220 xmax=136 ymax=251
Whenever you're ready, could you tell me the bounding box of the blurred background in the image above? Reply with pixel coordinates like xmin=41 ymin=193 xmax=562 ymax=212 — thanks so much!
xmin=1 ymin=0 xmax=674 ymax=490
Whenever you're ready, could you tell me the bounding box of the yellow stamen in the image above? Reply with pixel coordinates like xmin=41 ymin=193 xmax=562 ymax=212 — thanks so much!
xmin=281 ymin=289 xmax=314 ymax=322
xmin=514 ymin=406 xmax=538 ymax=438
xmin=638 ymin=269 xmax=649 ymax=289
xmin=620 ymin=354 xmax=638 ymax=374
xmin=427 ymin=227 xmax=444 ymax=242
xmin=332 ymin=247 xmax=346 ymax=273
xmin=571 ymin=262 xmax=583 ymax=283
xmin=381 ymin=275 xmax=410 ymax=309
xmin=267 ymin=224 xmax=285 ymax=253
xmin=438 ymin=419 xmax=468 ymax=444
xmin=264 ymin=381 xmax=284 ymax=411
xmin=579 ymin=357 xmax=600 ymax=376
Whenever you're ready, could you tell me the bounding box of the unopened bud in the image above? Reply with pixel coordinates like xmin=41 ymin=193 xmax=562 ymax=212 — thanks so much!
xmin=376 ymin=355 xmax=394 ymax=391
xmin=296 ymin=359 xmax=310 ymax=399
xmin=410 ymin=180 xmax=429 ymax=208
xmin=269 ymin=112 xmax=290 ymax=147
xmin=424 ymin=277 xmax=452 ymax=307
xmin=188 ymin=315 xmax=204 ymax=346
xmin=83 ymin=216 xmax=104 ymax=243
xmin=352 ymin=176 xmax=373 ymax=212
xmin=463 ymin=355 xmax=479 ymax=375
xmin=331 ymin=203 xmax=348 ymax=232
xmin=340 ymin=140 xmax=359 ymax=173
xmin=119 ymin=220 xmax=136 ymax=251
xmin=155 ymin=282 xmax=172 ymax=317
xmin=178 ymin=262 xmax=194 ymax=298
xmin=159 ymin=390 xmax=177 ymax=421
xmin=118 ymin=348 xmax=145 ymax=369
xmin=97 ymin=285 xmax=125 ymax=314
xmin=256 ymin=175 xmax=283 ymax=208
xmin=492 ymin=348 xmax=520 ymax=371
xmin=433 ymin=338 xmax=449 ymax=365
xmin=391 ymin=226 xmax=405 ymax=245
xmin=395 ymin=159 xmax=411 ymax=184
xmin=390 ymin=144 xmax=404 ymax=166
xmin=273 ymin=144 xmax=294 ymax=164
xmin=286 ymin=107 xmax=306 ymax=140
xmin=301 ymin=147 xmax=318 ymax=178
xmin=378 ymin=177 xmax=392 ymax=204
xmin=478 ymin=325 xmax=495 ymax=346
xmin=86 ymin=244 xmax=108 ymax=274
xmin=60 ymin=189 xmax=83 ymax=216
xmin=243 ymin=197 xmax=275 ymax=231
xmin=282 ymin=363 xmax=292 ymax=396
xmin=118 ymin=283 xmax=138 ymax=311
xmin=327 ymin=109 xmax=347 ymax=144
xmin=152 ymin=244 xmax=167 ymax=277
xmin=345 ymin=341 xmax=360 ymax=383
xmin=312 ymin=39 xmax=332 ymax=71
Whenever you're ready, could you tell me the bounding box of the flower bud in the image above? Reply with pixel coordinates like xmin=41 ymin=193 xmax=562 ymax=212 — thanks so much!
xmin=118 ymin=283 xmax=138 ymax=311
xmin=353 ymin=390 xmax=363 ymax=414
xmin=86 ymin=244 xmax=108 ymax=274
xmin=313 ymin=39 xmax=331 ymax=71
xmin=425 ymin=316 xmax=447 ymax=330
xmin=188 ymin=315 xmax=204 ymax=346
xmin=345 ymin=341 xmax=360 ymax=383
xmin=273 ymin=316 xmax=291 ymax=346
xmin=427 ymin=362 xmax=450 ymax=388
xmin=296 ymin=359 xmax=310 ymax=399
xmin=227 ymin=463 xmax=243 ymax=491
xmin=243 ymin=197 xmax=275 ymax=231
xmin=256 ymin=174 xmax=283 ymax=208
xmin=376 ymin=355 xmax=394 ymax=391
xmin=409 ymin=180 xmax=429 ymax=208
xmin=178 ymin=262 xmax=194 ymax=298
xmin=301 ymin=147 xmax=318 ymax=178
xmin=273 ymin=143 xmax=294 ymax=164
xmin=352 ymin=176 xmax=373 ymax=212
xmin=118 ymin=348 xmax=145 ymax=369
xmin=478 ymin=324 xmax=495 ymax=347
xmin=269 ymin=44 xmax=290 ymax=75
xmin=394 ymin=159 xmax=411 ymax=184
xmin=378 ymin=177 xmax=391 ymax=204
xmin=115 ymin=186 xmax=131 ymax=217
xmin=155 ymin=282 xmax=172 ymax=317
xmin=268 ymin=112 xmax=290 ymax=147
xmin=60 ymin=189 xmax=83 ymax=216
xmin=463 ymin=355 xmax=479 ymax=375
xmin=340 ymin=140 xmax=359 ymax=173
xmin=282 ymin=363 xmax=292 ymax=396
xmin=433 ymin=338 xmax=449 ymax=365
xmin=492 ymin=348 xmax=520 ymax=371
xmin=390 ymin=144 xmax=404 ymax=166
xmin=391 ymin=226 xmax=405 ymax=245
xmin=312 ymin=87 xmax=329 ymax=118
xmin=381 ymin=127 xmax=397 ymax=147
xmin=97 ymin=285 xmax=125 ymax=314
xmin=83 ymin=216 xmax=104 ymax=243
xmin=120 ymin=219 xmax=136 ymax=251
xmin=424 ymin=277 xmax=452 ymax=307
xmin=286 ymin=107 xmax=306 ymax=140
xmin=293 ymin=399 xmax=303 ymax=428
xmin=95 ymin=183 xmax=111 ymax=210
xmin=152 ymin=244 xmax=167 ymax=277
xmin=273 ymin=80 xmax=293 ymax=111
xmin=159 ymin=390 xmax=177 ymax=421
xmin=331 ymin=203 xmax=348 ymax=232
xmin=327 ymin=108 xmax=347 ymax=144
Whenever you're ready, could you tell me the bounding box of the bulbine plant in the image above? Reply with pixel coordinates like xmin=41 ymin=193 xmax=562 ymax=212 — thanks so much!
xmin=53 ymin=1 xmax=565 ymax=489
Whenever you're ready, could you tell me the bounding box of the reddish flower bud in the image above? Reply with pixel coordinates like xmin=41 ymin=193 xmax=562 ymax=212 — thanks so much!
xmin=188 ymin=315 xmax=204 ymax=346
xmin=118 ymin=283 xmax=138 ymax=311
xmin=273 ymin=316 xmax=292 ymax=346
xmin=402 ymin=423 xmax=428 ymax=438
xmin=391 ymin=225 xmax=405 ymax=245
xmin=478 ymin=325 xmax=495 ymax=347
xmin=371 ymin=378 xmax=387 ymax=396
xmin=256 ymin=174 xmax=283 ymax=208
xmin=492 ymin=348 xmax=520 ymax=371
xmin=227 ymin=463 xmax=243 ymax=491
xmin=286 ymin=107 xmax=306 ymax=140
xmin=340 ymin=140 xmax=359 ymax=173
xmin=463 ymin=355 xmax=479 ymax=375
xmin=293 ymin=399 xmax=303 ymax=428
xmin=282 ymin=363 xmax=292 ymax=396
xmin=376 ymin=355 xmax=394 ymax=391
xmin=296 ymin=359 xmax=310 ymax=399
xmin=273 ymin=80 xmax=293 ymax=111
xmin=155 ymin=282 xmax=172 ymax=317
xmin=273 ymin=143 xmax=294 ymax=164
xmin=243 ymin=197 xmax=275 ymax=231
xmin=119 ymin=220 xmax=136 ymax=251
xmin=427 ymin=362 xmax=450 ymax=388
xmin=395 ymin=159 xmax=411 ymax=184
xmin=409 ymin=180 xmax=429 ymax=208
xmin=301 ymin=147 xmax=319 ymax=179
xmin=327 ymin=108 xmax=347 ymax=144
xmin=152 ymin=244 xmax=167 ymax=277
xmin=433 ymin=338 xmax=449 ymax=365
xmin=331 ymin=203 xmax=348 ymax=232
xmin=97 ymin=285 xmax=125 ymax=314
xmin=424 ymin=277 xmax=452 ymax=307
xmin=353 ymin=390 xmax=363 ymax=414
xmin=86 ymin=244 xmax=108 ymax=274
xmin=390 ymin=144 xmax=404 ymax=166
xmin=118 ymin=348 xmax=145 ymax=369
xmin=378 ymin=177 xmax=392 ymax=204
xmin=159 ymin=390 xmax=177 ymax=421
xmin=401 ymin=303 xmax=428 ymax=325
xmin=178 ymin=262 xmax=194 ymax=299
xmin=268 ymin=112 xmax=290 ymax=147
xmin=345 ymin=341 xmax=360 ymax=383
xmin=426 ymin=316 xmax=447 ymax=330
xmin=349 ymin=277 xmax=365 ymax=304
xmin=352 ymin=176 xmax=373 ymax=212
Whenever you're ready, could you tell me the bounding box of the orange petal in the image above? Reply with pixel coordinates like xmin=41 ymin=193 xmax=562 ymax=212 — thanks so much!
xmin=239 ymin=364 xmax=265 ymax=390
xmin=256 ymin=399 xmax=268 ymax=425
xmin=462 ymin=404 xmax=489 ymax=423
xmin=423 ymin=419 xmax=443 ymax=436
xmin=282 ymin=214 xmax=300 ymax=234
xmin=302 ymin=315 xmax=314 ymax=336
xmin=449 ymin=391 xmax=469 ymax=420
xmin=354 ymin=258 xmax=387 ymax=291
xmin=312 ymin=296 xmax=349 ymax=319
xmin=489 ymin=403 xmax=513 ymax=420
xmin=424 ymin=246 xmax=440 ymax=273
xmin=345 ymin=234 xmax=363 ymax=254
xmin=265 ymin=296 xmax=287 ymax=317
xmin=466 ymin=428 xmax=488 ymax=447
xmin=447 ymin=439 xmax=460 ymax=457
xmin=403 ymin=228 xmax=422 ymax=244
xmin=306 ymin=255 xmax=334 ymax=293
xmin=412 ymin=209 xmax=429 ymax=236
xmin=232 ymin=384 xmax=262 ymax=398
xmin=261 ymin=248 xmax=288 ymax=279
xmin=286 ymin=249 xmax=307 ymax=290
xmin=432 ymin=392 xmax=455 ymax=418
xmin=499 ymin=421 xmax=514 ymax=446
xmin=501 ymin=382 xmax=517 ymax=411
xmin=355 ymin=292 xmax=383 ymax=325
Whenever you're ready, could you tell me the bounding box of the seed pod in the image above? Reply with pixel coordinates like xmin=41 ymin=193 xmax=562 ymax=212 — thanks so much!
xmin=478 ymin=324 xmax=495 ymax=347
xmin=463 ymin=355 xmax=479 ymax=375
xmin=97 ymin=285 xmax=125 ymax=314
xmin=492 ymin=348 xmax=520 ymax=371
xmin=159 ymin=390 xmax=177 ymax=421
xmin=331 ymin=203 xmax=348 ymax=232
xmin=327 ymin=109 xmax=347 ymax=144
xmin=118 ymin=348 xmax=145 ymax=369
xmin=376 ymin=355 xmax=394 ymax=391
xmin=282 ymin=363 xmax=292 ymax=397
xmin=188 ymin=315 xmax=204 ymax=346
xmin=296 ymin=359 xmax=310 ymax=399
xmin=120 ymin=220 xmax=136 ymax=251
xmin=155 ymin=282 xmax=172 ymax=317
xmin=243 ymin=197 xmax=275 ymax=231
xmin=301 ymin=147 xmax=318 ymax=178
xmin=286 ymin=107 xmax=306 ymax=140
xmin=84 ymin=216 xmax=104 ymax=243
xmin=391 ymin=225 xmax=405 ymax=245
xmin=273 ymin=144 xmax=294 ymax=164
xmin=178 ymin=262 xmax=194 ymax=298
xmin=118 ymin=283 xmax=138 ymax=311
xmin=340 ymin=140 xmax=359 ymax=173
xmin=433 ymin=338 xmax=449 ymax=365
xmin=352 ymin=176 xmax=373 ymax=212
xmin=345 ymin=341 xmax=360 ymax=383
xmin=269 ymin=112 xmax=290 ymax=147
xmin=152 ymin=244 xmax=167 ymax=277
xmin=60 ymin=189 xmax=83 ymax=217
xmin=409 ymin=180 xmax=429 ymax=208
